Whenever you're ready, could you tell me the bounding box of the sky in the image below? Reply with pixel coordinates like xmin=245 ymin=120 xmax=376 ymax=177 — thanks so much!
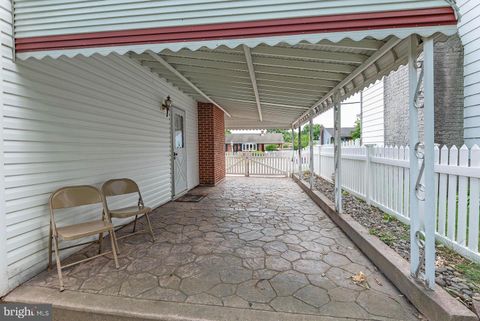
xmin=232 ymin=92 xmax=361 ymax=133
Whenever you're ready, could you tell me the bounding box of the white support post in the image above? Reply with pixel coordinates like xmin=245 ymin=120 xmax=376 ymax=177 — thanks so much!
xmin=298 ymin=127 xmax=302 ymax=177
xmin=408 ymin=35 xmax=421 ymax=280
xmin=334 ymin=98 xmax=342 ymax=213
xmin=423 ymin=37 xmax=436 ymax=289
xmin=291 ymin=127 xmax=295 ymax=176
xmin=365 ymin=144 xmax=374 ymax=205
xmin=309 ymin=118 xmax=314 ymax=189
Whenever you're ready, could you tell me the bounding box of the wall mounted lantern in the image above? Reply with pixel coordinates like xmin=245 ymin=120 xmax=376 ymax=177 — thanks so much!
xmin=162 ymin=96 xmax=172 ymax=117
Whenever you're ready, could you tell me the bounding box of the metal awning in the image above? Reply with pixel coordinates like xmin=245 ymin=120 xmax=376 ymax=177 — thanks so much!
xmin=14 ymin=4 xmax=458 ymax=129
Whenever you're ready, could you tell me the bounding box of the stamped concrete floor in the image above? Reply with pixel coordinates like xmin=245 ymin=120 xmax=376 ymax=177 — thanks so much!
xmin=23 ymin=177 xmax=421 ymax=320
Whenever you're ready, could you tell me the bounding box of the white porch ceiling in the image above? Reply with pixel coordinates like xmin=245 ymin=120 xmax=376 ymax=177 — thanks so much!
xmin=129 ymin=34 xmax=439 ymax=129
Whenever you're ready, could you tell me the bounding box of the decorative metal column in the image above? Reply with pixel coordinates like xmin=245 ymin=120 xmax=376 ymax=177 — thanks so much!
xmin=309 ymin=117 xmax=314 ymax=189
xmin=334 ymin=96 xmax=342 ymax=213
xmin=409 ymin=35 xmax=436 ymax=289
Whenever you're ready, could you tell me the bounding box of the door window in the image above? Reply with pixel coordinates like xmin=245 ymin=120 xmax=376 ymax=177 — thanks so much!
xmin=175 ymin=114 xmax=184 ymax=148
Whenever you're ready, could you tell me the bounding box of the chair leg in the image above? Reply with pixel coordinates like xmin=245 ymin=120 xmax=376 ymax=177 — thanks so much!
xmin=144 ymin=213 xmax=155 ymax=243
xmin=132 ymin=215 xmax=138 ymax=233
xmin=52 ymin=236 xmax=64 ymax=291
xmin=111 ymin=228 xmax=120 ymax=255
xmin=110 ymin=229 xmax=120 ymax=269
xmin=98 ymin=232 xmax=104 ymax=254
xmin=48 ymin=222 xmax=53 ymax=271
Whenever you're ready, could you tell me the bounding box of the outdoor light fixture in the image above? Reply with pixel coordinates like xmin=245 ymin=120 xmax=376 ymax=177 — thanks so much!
xmin=162 ymin=96 xmax=172 ymax=117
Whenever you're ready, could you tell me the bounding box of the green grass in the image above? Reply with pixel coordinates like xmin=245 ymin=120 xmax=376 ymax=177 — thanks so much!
xmin=369 ymin=227 xmax=396 ymax=246
xmin=456 ymin=262 xmax=480 ymax=285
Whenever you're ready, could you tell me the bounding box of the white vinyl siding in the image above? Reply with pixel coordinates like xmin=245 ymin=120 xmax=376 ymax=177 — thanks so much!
xmin=13 ymin=0 xmax=451 ymax=38
xmin=0 ymin=0 xmax=8 ymax=296
xmin=361 ymin=80 xmax=385 ymax=146
xmin=1 ymin=1 xmax=199 ymax=295
xmin=459 ymin=0 xmax=480 ymax=146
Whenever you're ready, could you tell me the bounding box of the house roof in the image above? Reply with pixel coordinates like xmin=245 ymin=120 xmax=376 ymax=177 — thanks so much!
xmin=323 ymin=127 xmax=355 ymax=137
xmin=226 ymin=133 xmax=284 ymax=144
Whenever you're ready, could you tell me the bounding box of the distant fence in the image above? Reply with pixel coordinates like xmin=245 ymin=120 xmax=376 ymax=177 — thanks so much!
xmin=298 ymin=142 xmax=480 ymax=262
xmin=226 ymin=151 xmax=293 ymax=177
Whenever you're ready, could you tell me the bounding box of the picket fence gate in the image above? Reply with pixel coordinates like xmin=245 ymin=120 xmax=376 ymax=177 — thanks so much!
xmin=297 ymin=142 xmax=480 ymax=262
xmin=226 ymin=151 xmax=293 ymax=177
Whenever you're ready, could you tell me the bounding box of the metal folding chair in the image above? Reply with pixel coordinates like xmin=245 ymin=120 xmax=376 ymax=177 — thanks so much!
xmin=48 ymin=185 xmax=120 ymax=291
xmin=102 ymin=178 xmax=155 ymax=251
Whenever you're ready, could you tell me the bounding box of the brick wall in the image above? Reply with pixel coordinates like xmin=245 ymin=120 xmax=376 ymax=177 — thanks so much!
xmin=198 ymin=102 xmax=226 ymax=186
xmin=383 ymin=35 xmax=464 ymax=147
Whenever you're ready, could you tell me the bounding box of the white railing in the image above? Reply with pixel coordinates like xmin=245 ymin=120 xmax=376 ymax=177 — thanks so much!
xmin=226 ymin=151 xmax=293 ymax=177
xmin=300 ymin=142 xmax=480 ymax=262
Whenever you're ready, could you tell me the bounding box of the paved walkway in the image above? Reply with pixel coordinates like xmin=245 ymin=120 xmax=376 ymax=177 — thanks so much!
xmin=26 ymin=177 xmax=421 ymax=320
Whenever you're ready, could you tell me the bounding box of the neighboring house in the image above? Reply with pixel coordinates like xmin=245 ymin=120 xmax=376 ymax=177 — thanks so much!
xmin=361 ymin=81 xmax=385 ymax=146
xmin=360 ymin=1 xmax=480 ymax=148
xmin=360 ymin=35 xmax=464 ymax=147
xmin=320 ymin=127 xmax=355 ymax=145
xmin=225 ymin=133 xmax=284 ymax=152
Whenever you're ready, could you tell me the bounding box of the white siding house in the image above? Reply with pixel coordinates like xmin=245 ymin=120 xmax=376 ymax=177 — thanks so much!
xmin=459 ymin=0 xmax=480 ymax=146
xmin=0 ymin=0 xmax=199 ymax=294
xmin=361 ymin=80 xmax=385 ymax=146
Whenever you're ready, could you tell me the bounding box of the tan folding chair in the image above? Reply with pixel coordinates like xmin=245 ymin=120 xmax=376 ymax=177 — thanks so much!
xmin=102 ymin=178 xmax=155 ymax=249
xmin=48 ymin=185 xmax=119 ymax=291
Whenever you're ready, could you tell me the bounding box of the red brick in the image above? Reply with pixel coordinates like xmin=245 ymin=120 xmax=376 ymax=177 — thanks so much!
xmin=198 ymin=102 xmax=225 ymax=186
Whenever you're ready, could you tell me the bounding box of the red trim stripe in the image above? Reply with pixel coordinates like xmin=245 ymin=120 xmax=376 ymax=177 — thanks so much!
xmin=16 ymin=7 xmax=456 ymax=52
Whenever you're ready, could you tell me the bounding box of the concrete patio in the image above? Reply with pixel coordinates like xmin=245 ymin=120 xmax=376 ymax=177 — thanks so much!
xmin=7 ymin=177 xmax=422 ymax=321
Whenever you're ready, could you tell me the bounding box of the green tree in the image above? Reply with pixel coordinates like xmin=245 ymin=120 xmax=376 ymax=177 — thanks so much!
xmin=351 ymin=118 xmax=361 ymax=140
xmin=301 ymin=124 xmax=321 ymax=141
xmin=265 ymin=144 xmax=279 ymax=151
xmin=267 ymin=128 xmax=292 ymax=143
xmin=225 ymin=129 xmax=232 ymax=135
xmin=266 ymin=126 xmax=322 ymax=150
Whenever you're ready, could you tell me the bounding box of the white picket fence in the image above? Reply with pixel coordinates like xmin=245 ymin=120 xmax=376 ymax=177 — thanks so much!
xmin=226 ymin=151 xmax=293 ymax=177
xmin=299 ymin=142 xmax=480 ymax=262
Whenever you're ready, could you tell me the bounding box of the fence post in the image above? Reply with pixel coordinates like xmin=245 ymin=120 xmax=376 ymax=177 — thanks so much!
xmin=245 ymin=153 xmax=250 ymax=177
xmin=309 ymin=118 xmax=314 ymax=189
xmin=318 ymin=145 xmax=322 ymax=180
xmin=365 ymin=144 xmax=374 ymax=205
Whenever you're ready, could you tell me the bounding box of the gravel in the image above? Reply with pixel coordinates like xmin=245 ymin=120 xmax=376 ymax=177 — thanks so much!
xmin=302 ymin=173 xmax=480 ymax=310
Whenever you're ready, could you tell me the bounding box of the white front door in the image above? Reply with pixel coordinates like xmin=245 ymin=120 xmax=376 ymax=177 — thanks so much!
xmin=171 ymin=107 xmax=187 ymax=196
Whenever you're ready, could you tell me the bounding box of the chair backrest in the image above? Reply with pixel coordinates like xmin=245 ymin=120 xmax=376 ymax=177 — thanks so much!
xmin=50 ymin=185 xmax=103 ymax=210
xmin=102 ymin=178 xmax=140 ymax=197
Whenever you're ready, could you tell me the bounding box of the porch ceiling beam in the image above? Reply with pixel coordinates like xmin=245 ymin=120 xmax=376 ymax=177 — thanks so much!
xmin=294 ymin=37 xmax=403 ymax=126
xmin=150 ymin=57 xmax=247 ymax=72
xmin=253 ymin=57 xmax=355 ymax=74
xmin=144 ymin=53 xmax=355 ymax=74
xmin=168 ymin=65 xmax=250 ymax=78
xmin=136 ymin=50 xmax=247 ymax=64
xmin=211 ymin=97 xmax=309 ymax=110
xmin=169 ymin=67 xmax=339 ymax=87
xmin=255 ymin=65 xmax=345 ymax=81
xmin=146 ymin=50 xmax=232 ymax=117
xmin=243 ymin=45 xmax=263 ymax=122
xmin=252 ymin=46 xmax=368 ymax=64
xmin=212 ymin=91 xmax=315 ymax=106
xmin=300 ymin=39 xmax=384 ymax=51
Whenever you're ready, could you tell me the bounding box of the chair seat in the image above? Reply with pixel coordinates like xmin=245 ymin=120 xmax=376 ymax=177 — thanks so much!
xmin=57 ymin=220 xmax=113 ymax=240
xmin=109 ymin=206 xmax=151 ymax=218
